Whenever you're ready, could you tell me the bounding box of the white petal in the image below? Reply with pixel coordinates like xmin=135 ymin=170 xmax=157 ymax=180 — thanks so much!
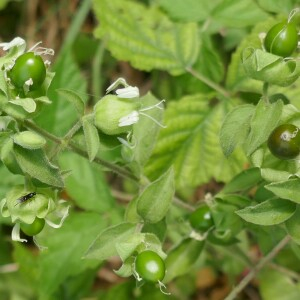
xmin=25 ymin=78 xmax=33 ymax=86
xmin=45 ymin=204 xmax=70 ymax=228
xmin=119 ymin=111 xmax=139 ymax=127
xmin=12 ymin=223 xmax=27 ymax=243
xmin=116 ymin=86 xmax=139 ymax=98
xmin=0 ymin=37 xmax=25 ymax=51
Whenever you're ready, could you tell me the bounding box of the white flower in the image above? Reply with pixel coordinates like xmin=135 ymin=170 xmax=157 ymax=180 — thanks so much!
xmin=0 ymin=37 xmax=25 ymax=51
xmin=116 ymin=86 xmax=139 ymax=98
xmin=119 ymin=111 xmax=139 ymax=127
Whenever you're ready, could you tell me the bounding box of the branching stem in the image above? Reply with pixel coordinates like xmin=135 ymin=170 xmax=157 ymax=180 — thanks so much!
xmin=224 ymin=235 xmax=291 ymax=300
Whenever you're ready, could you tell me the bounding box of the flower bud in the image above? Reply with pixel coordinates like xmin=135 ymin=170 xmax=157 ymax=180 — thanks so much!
xmin=94 ymin=95 xmax=140 ymax=135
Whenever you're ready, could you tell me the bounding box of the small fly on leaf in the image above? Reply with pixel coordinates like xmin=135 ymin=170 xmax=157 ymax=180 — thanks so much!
xmin=14 ymin=192 xmax=36 ymax=206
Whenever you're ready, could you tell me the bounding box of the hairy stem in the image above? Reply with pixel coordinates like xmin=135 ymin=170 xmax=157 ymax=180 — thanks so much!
xmin=23 ymin=120 xmax=139 ymax=182
xmin=186 ymin=67 xmax=231 ymax=98
xmin=224 ymin=235 xmax=291 ymax=300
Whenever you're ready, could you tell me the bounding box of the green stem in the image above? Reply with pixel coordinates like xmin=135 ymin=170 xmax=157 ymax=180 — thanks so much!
xmin=262 ymin=82 xmax=270 ymax=105
xmin=23 ymin=120 xmax=139 ymax=182
xmin=224 ymin=235 xmax=291 ymax=300
xmin=186 ymin=67 xmax=231 ymax=98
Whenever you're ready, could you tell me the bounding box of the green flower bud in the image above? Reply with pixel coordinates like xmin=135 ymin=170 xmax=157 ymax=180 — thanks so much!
xmin=94 ymin=95 xmax=140 ymax=135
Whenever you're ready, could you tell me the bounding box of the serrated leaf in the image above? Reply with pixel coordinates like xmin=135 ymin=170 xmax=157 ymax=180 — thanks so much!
xmin=220 ymin=104 xmax=254 ymax=156
xmin=59 ymin=152 xmax=114 ymax=212
xmin=13 ymin=131 xmax=46 ymax=149
xmin=56 ymin=89 xmax=85 ymax=116
xmin=84 ymin=223 xmax=136 ymax=260
xmin=38 ymin=212 xmax=106 ymax=297
xmin=13 ymin=145 xmax=64 ymax=188
xmin=265 ymin=178 xmax=300 ymax=204
xmin=137 ymin=167 xmax=174 ymax=223
xmin=246 ymin=99 xmax=283 ymax=156
xmin=164 ymin=238 xmax=205 ymax=283
xmin=145 ymin=94 xmax=247 ymax=189
xmin=93 ymin=0 xmax=199 ymax=75
xmin=82 ymin=115 xmax=100 ymax=162
xmin=236 ymin=198 xmax=296 ymax=225
xmin=285 ymin=206 xmax=300 ymax=245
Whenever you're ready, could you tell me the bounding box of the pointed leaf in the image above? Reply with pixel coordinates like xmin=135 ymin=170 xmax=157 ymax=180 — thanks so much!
xmin=137 ymin=167 xmax=174 ymax=223
xmin=13 ymin=145 xmax=64 ymax=188
xmin=285 ymin=205 xmax=300 ymax=245
xmin=84 ymin=223 xmax=136 ymax=260
xmin=9 ymin=98 xmax=36 ymax=113
xmin=82 ymin=115 xmax=100 ymax=162
xmin=265 ymin=178 xmax=300 ymax=204
xmin=246 ymin=99 xmax=283 ymax=156
xmin=164 ymin=238 xmax=205 ymax=283
xmin=57 ymin=89 xmax=85 ymax=116
xmin=236 ymin=198 xmax=296 ymax=225
xmin=13 ymin=131 xmax=46 ymax=149
xmin=93 ymin=0 xmax=199 ymax=75
xmin=220 ymin=104 xmax=254 ymax=156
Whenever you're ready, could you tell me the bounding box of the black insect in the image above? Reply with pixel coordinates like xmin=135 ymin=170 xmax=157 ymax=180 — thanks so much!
xmin=14 ymin=192 xmax=36 ymax=206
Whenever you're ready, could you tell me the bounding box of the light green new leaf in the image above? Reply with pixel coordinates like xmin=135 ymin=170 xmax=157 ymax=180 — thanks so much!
xmin=164 ymin=238 xmax=205 ymax=283
xmin=82 ymin=115 xmax=100 ymax=162
xmin=38 ymin=212 xmax=107 ymax=297
xmin=84 ymin=223 xmax=136 ymax=260
xmin=59 ymin=152 xmax=114 ymax=213
xmin=236 ymin=198 xmax=296 ymax=225
xmin=145 ymin=94 xmax=247 ymax=189
xmin=220 ymin=104 xmax=254 ymax=156
xmin=265 ymin=178 xmax=300 ymax=204
xmin=259 ymin=268 xmax=300 ymax=300
xmin=13 ymin=145 xmax=64 ymax=188
xmin=13 ymin=131 xmax=46 ymax=150
xmin=9 ymin=98 xmax=36 ymax=113
xmin=286 ymin=206 xmax=300 ymax=245
xmin=137 ymin=167 xmax=174 ymax=223
xmin=93 ymin=0 xmax=199 ymax=75
xmin=56 ymin=89 xmax=85 ymax=116
xmin=246 ymin=99 xmax=283 ymax=156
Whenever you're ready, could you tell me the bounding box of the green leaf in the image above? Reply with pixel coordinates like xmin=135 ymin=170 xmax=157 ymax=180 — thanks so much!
xmin=13 ymin=145 xmax=64 ymax=188
xmin=37 ymin=211 xmax=106 ymax=297
xmin=145 ymin=94 xmax=246 ymax=189
xmin=34 ymin=50 xmax=87 ymax=136
xmin=265 ymin=178 xmax=300 ymax=204
xmin=211 ymin=0 xmax=268 ymax=28
xmin=130 ymin=93 xmax=164 ymax=170
xmin=220 ymin=104 xmax=254 ymax=156
xmin=59 ymin=152 xmax=114 ymax=213
xmin=236 ymin=198 xmax=296 ymax=225
xmin=13 ymin=131 xmax=46 ymax=150
xmin=259 ymin=268 xmax=300 ymax=300
xmin=286 ymin=206 xmax=300 ymax=245
xmin=137 ymin=167 xmax=174 ymax=224
xmin=246 ymin=99 xmax=283 ymax=156
xmin=84 ymin=222 xmax=136 ymax=260
xmin=82 ymin=115 xmax=100 ymax=162
xmin=164 ymin=238 xmax=205 ymax=283
xmin=221 ymin=167 xmax=261 ymax=194
xmin=256 ymin=0 xmax=296 ymax=13
xmin=9 ymin=98 xmax=36 ymax=113
xmin=242 ymin=48 xmax=300 ymax=87
xmin=93 ymin=0 xmax=199 ymax=75
xmin=56 ymin=89 xmax=85 ymax=117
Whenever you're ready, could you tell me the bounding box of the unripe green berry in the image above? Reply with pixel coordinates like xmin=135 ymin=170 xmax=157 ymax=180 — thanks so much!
xmin=94 ymin=95 xmax=140 ymax=135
